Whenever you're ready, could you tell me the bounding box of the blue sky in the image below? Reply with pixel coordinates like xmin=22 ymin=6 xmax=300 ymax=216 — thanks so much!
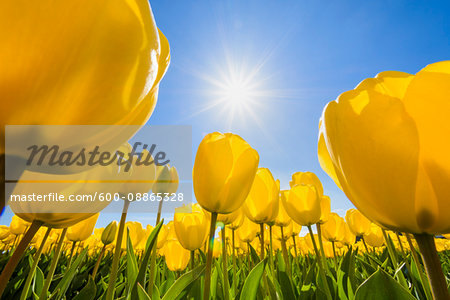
xmin=2 ymin=0 xmax=450 ymax=231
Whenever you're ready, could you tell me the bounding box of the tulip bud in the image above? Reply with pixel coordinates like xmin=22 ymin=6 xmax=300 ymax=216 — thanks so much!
xmin=321 ymin=213 xmax=346 ymax=242
xmin=364 ymin=223 xmax=384 ymax=248
xmin=153 ymin=165 xmax=179 ymax=194
xmin=0 ymin=225 xmax=10 ymax=240
xmin=9 ymin=215 xmax=30 ymax=235
xmin=289 ymin=172 xmax=323 ymax=198
xmin=345 ymin=209 xmax=372 ymax=237
xmin=67 ymin=213 xmax=99 ymax=242
xmin=163 ymin=240 xmax=190 ymax=272
xmin=193 ymin=132 xmax=259 ymax=214
xmin=275 ymin=191 xmax=292 ymax=227
xmin=102 ymin=221 xmax=118 ymax=246
xmin=174 ymin=204 xmax=208 ymax=251
xmin=282 ymin=184 xmax=321 ymax=226
xmin=243 ymin=168 xmax=279 ymax=224
xmin=318 ymin=195 xmax=331 ymax=224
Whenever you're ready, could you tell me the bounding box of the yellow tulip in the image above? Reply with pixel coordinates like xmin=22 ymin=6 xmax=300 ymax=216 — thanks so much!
xmin=217 ymin=207 xmax=243 ymax=226
xmin=237 ymin=217 xmax=259 ymax=243
xmin=345 ymin=209 xmax=372 ymax=237
xmin=118 ymin=221 xmax=145 ymax=249
xmin=292 ymin=222 xmax=302 ymax=236
xmin=228 ymin=208 xmax=245 ymax=230
xmin=276 ymin=191 xmax=292 ymax=227
xmin=318 ymin=62 xmax=450 ymax=234
xmin=364 ymin=224 xmax=385 ymax=248
xmin=213 ymin=239 xmax=222 ymax=258
xmin=273 ymin=223 xmax=293 ymax=241
xmin=243 ymin=168 xmax=279 ymax=224
xmin=174 ymin=204 xmax=208 ymax=251
xmin=102 ymin=221 xmax=118 ymax=246
xmin=153 ymin=165 xmax=179 ymax=194
xmin=137 ymin=225 xmax=154 ymax=251
xmin=193 ymin=132 xmax=259 ymax=214
xmin=67 ymin=213 xmax=99 ymax=242
xmin=342 ymin=223 xmax=356 ymax=246
xmin=282 ymin=184 xmax=321 ymax=226
xmin=319 ymin=195 xmax=331 ymax=224
xmin=9 ymin=215 xmax=30 ymax=235
xmin=0 ymin=0 xmax=170 ymax=156
xmin=115 ymin=144 xmax=156 ymax=195
xmin=163 ymin=240 xmax=190 ymax=272
xmin=0 ymin=226 xmax=9 ymax=240
xmin=11 ymin=164 xmax=119 ymax=228
xmin=289 ymin=172 xmax=323 ymax=198
xmin=321 ymin=213 xmax=346 ymax=243
xmin=156 ymin=224 xmax=169 ymax=249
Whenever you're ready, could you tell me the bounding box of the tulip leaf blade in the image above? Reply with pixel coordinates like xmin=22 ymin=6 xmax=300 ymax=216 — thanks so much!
xmin=354 ymin=268 xmax=415 ymax=300
xmin=130 ymin=220 xmax=163 ymax=299
xmin=72 ymin=276 xmax=96 ymax=300
xmin=54 ymin=247 xmax=89 ymax=300
xmin=239 ymin=258 xmax=268 ymax=300
xmin=33 ymin=266 xmax=45 ymax=296
xmin=161 ymin=264 xmax=205 ymax=300
xmin=136 ymin=283 xmax=151 ymax=300
xmin=126 ymin=228 xmax=138 ymax=293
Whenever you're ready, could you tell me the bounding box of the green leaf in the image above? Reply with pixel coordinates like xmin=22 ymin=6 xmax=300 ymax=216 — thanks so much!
xmin=73 ymin=276 xmax=97 ymax=300
xmin=161 ymin=264 xmax=205 ymax=300
xmin=126 ymin=229 xmax=139 ymax=292
xmin=355 ymin=268 xmax=415 ymax=300
xmin=54 ymin=247 xmax=89 ymax=300
xmin=136 ymin=283 xmax=151 ymax=300
xmin=239 ymin=258 xmax=267 ymax=300
xmin=278 ymin=271 xmax=295 ymax=300
xmin=130 ymin=220 xmax=163 ymax=299
xmin=33 ymin=266 xmax=44 ymax=296
xmin=151 ymin=283 xmax=161 ymax=300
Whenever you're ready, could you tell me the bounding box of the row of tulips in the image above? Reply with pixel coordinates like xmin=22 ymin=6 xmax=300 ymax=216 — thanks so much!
xmin=1 ymin=188 xmax=450 ymax=299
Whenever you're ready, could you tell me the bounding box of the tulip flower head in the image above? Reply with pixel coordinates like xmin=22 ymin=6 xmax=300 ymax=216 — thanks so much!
xmin=243 ymin=168 xmax=280 ymax=224
xmin=174 ymin=204 xmax=209 ymax=251
xmin=67 ymin=213 xmax=99 ymax=242
xmin=282 ymin=183 xmax=321 ymax=226
xmin=193 ymin=132 xmax=259 ymax=214
xmin=345 ymin=209 xmax=372 ymax=237
xmin=318 ymin=62 xmax=450 ymax=234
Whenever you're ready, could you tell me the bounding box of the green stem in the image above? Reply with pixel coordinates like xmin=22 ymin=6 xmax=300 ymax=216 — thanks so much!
xmin=414 ymin=234 xmax=450 ymax=300
xmin=405 ymin=233 xmax=432 ymax=300
xmin=316 ymin=223 xmax=328 ymax=274
xmin=382 ymin=229 xmax=408 ymax=288
xmin=269 ymin=225 xmax=275 ymax=277
xmin=92 ymin=244 xmax=106 ymax=279
xmin=190 ymin=250 xmax=195 ymax=270
xmin=106 ymin=199 xmax=130 ymax=300
xmin=280 ymin=227 xmax=291 ymax=276
xmin=67 ymin=241 xmax=77 ymax=269
xmin=0 ymin=219 xmax=43 ymax=298
xmin=259 ymin=223 xmax=265 ymax=260
xmin=231 ymin=229 xmax=237 ymax=293
xmin=292 ymin=235 xmax=298 ymax=257
xmin=20 ymin=227 xmax=51 ymax=300
xmin=203 ymin=212 xmax=217 ymax=300
xmin=40 ymin=228 xmax=67 ymax=299
xmin=221 ymin=226 xmax=230 ymax=300
xmin=332 ymin=241 xmax=338 ymax=273
xmin=148 ymin=197 xmax=164 ymax=295
xmin=307 ymin=225 xmax=332 ymax=300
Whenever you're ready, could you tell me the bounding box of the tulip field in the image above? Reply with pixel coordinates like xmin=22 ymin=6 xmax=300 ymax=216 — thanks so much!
xmin=0 ymin=199 xmax=450 ymax=300
xmin=2 ymin=1 xmax=450 ymax=300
